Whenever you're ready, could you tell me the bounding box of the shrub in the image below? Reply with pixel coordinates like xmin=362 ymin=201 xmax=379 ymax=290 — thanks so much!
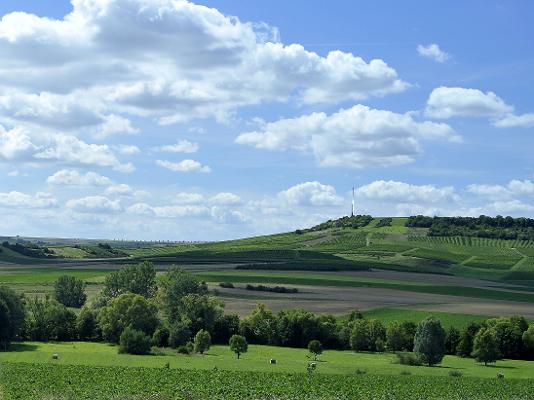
xmin=400 ymin=370 xmax=412 ymax=376
xmin=194 ymin=329 xmax=211 ymax=354
xmin=229 ymin=335 xmax=248 ymax=359
xmin=168 ymin=321 xmax=191 ymax=349
xmin=396 ymin=352 xmax=423 ymax=366
xmin=308 ymin=340 xmax=323 ymax=360
xmin=76 ymin=307 xmax=97 ymax=341
xmin=355 ymin=368 xmax=367 ymax=375
xmin=152 ymin=326 xmax=170 ymax=347
xmin=218 ymin=282 xmax=234 ymax=289
xmin=449 ymin=370 xmax=463 ymax=377
xmin=119 ymin=326 xmax=152 ymax=355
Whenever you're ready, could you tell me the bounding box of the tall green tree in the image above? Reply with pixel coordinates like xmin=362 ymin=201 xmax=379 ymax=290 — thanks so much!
xmin=472 ymin=328 xmax=501 ymax=366
xmin=54 ymin=275 xmax=87 ymax=308
xmin=413 ymin=317 xmax=446 ymax=366
xmin=0 ymin=286 xmax=25 ymax=350
xmin=350 ymin=319 xmax=370 ymax=352
xmin=194 ymin=329 xmax=211 ymax=354
xmin=77 ymin=307 xmax=97 ymax=340
xmin=102 ymin=261 xmax=157 ymax=300
xmin=445 ymin=326 xmax=461 ymax=355
xmin=457 ymin=321 xmax=483 ymax=357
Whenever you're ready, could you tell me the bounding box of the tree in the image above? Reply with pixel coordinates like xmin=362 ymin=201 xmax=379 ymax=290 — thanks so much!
xmin=119 ymin=326 xmax=152 ymax=355
xmin=413 ymin=317 xmax=446 ymax=366
xmin=486 ymin=317 xmax=526 ymax=359
xmin=0 ymin=286 xmax=25 ymax=350
xmin=54 ymin=275 xmax=87 ymax=308
xmin=152 ymin=326 xmax=170 ymax=347
xmin=386 ymin=321 xmax=404 ymax=352
xmin=77 ymin=307 xmax=97 ymax=340
xmin=194 ymin=329 xmax=211 ymax=354
xmin=445 ymin=326 xmax=461 ymax=355
xmin=168 ymin=321 xmax=192 ymax=348
xmin=368 ymin=319 xmax=386 ymax=352
xmin=308 ymin=339 xmax=323 ymax=360
xmin=240 ymin=303 xmax=277 ymax=345
xmin=457 ymin=321 xmax=482 ymax=357
xmin=229 ymin=334 xmax=248 ymax=359
xmin=522 ymin=326 xmax=534 ymax=359
xmin=472 ymin=328 xmax=501 ymax=366
xmin=350 ymin=319 xmax=370 ymax=351
xmin=102 ymin=261 xmax=157 ymax=300
xmin=98 ymin=293 xmax=159 ymax=343
xmin=179 ymin=294 xmax=223 ymax=334
xmin=158 ymin=267 xmax=207 ymax=323
xmin=24 ymin=297 xmax=76 ymax=341
xmin=213 ymin=314 xmax=240 ymax=344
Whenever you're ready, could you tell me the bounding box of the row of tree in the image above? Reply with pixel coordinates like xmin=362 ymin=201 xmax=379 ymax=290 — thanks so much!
xmin=1 ymin=262 xmax=534 ymax=364
xmin=406 ymin=215 xmax=534 ymax=240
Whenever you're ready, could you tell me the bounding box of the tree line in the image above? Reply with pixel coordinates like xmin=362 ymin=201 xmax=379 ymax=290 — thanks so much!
xmin=1 ymin=262 xmax=533 ymax=365
xmin=406 ymin=215 xmax=534 ymax=240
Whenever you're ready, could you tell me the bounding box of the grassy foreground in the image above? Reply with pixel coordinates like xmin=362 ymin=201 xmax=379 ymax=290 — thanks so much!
xmin=2 ymin=341 xmax=534 ymax=379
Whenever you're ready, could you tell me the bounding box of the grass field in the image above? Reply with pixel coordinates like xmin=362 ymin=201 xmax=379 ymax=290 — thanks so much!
xmin=2 ymin=341 xmax=534 ymax=380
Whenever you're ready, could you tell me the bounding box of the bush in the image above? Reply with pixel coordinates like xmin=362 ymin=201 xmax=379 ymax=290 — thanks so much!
xmin=355 ymin=368 xmax=367 ymax=375
xmin=400 ymin=370 xmax=412 ymax=376
xmin=168 ymin=321 xmax=192 ymax=349
xmin=76 ymin=307 xmax=97 ymax=341
xmin=308 ymin=340 xmax=323 ymax=360
xmin=194 ymin=329 xmax=211 ymax=354
xmin=218 ymin=282 xmax=234 ymax=289
xmin=177 ymin=343 xmax=194 ymax=355
xmin=119 ymin=326 xmax=152 ymax=355
xmin=396 ymin=352 xmax=423 ymax=366
xmin=152 ymin=326 xmax=170 ymax=347
xmin=449 ymin=370 xmax=463 ymax=377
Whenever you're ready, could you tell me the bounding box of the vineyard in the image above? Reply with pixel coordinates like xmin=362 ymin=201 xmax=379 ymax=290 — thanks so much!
xmin=2 ymin=362 xmax=534 ymax=400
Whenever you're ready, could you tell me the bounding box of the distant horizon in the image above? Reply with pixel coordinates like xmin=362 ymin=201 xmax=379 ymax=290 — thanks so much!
xmin=0 ymin=0 xmax=533 ymax=241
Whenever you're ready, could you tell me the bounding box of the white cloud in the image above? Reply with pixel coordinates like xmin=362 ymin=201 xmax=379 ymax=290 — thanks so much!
xmin=426 ymin=87 xmax=513 ymax=119
xmin=105 ymin=184 xmax=134 ymax=196
xmin=278 ymin=181 xmax=343 ymax=206
xmin=114 ymin=144 xmax=140 ymax=155
xmin=492 ymin=113 xmax=534 ymax=128
xmin=47 ymin=169 xmax=112 ymax=186
xmin=356 ymin=180 xmax=455 ymax=203
xmin=0 ymin=0 xmax=407 ymax=129
xmin=0 ymin=191 xmax=57 ymax=208
xmin=174 ymin=192 xmax=204 ymax=204
xmin=467 ymin=184 xmax=511 ymax=199
xmin=67 ymin=196 xmax=122 ymax=213
xmin=489 ymin=200 xmax=534 ymax=214
xmin=508 ymin=179 xmax=534 ymax=195
xmin=156 ymin=159 xmax=211 ymax=173
xmin=236 ymin=104 xmax=458 ymax=168
xmin=0 ymin=126 xmax=37 ymax=160
xmin=417 ymin=43 xmax=450 ymax=63
xmin=210 ymin=192 xmax=242 ymax=205
xmin=156 ymin=140 xmax=199 ymax=153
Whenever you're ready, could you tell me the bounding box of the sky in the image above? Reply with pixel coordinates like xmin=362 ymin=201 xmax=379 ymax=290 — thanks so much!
xmin=0 ymin=0 xmax=533 ymax=240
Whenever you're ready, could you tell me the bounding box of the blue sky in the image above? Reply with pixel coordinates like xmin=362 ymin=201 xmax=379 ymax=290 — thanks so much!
xmin=0 ymin=0 xmax=533 ymax=240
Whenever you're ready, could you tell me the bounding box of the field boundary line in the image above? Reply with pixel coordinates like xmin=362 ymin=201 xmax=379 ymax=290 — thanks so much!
xmin=461 ymin=255 xmax=476 ymax=266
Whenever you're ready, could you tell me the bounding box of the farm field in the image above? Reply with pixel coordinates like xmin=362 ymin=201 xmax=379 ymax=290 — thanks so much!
xmin=3 ymin=362 xmax=534 ymax=400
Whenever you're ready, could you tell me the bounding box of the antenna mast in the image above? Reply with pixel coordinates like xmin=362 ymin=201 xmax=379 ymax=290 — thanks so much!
xmin=351 ymin=187 xmax=355 ymax=217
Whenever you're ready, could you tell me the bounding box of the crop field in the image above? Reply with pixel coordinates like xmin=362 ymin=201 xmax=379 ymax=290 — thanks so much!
xmin=3 ymin=362 xmax=534 ymax=400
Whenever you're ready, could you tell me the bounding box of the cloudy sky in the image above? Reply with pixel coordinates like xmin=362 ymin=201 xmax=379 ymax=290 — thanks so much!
xmin=0 ymin=0 xmax=533 ymax=240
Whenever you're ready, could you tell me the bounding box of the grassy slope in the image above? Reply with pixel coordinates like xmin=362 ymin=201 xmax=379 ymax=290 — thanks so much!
xmin=2 ymin=341 xmax=534 ymax=379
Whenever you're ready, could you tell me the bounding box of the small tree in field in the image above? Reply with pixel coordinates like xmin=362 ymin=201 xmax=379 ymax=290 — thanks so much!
xmin=54 ymin=275 xmax=86 ymax=308
xmin=308 ymin=340 xmax=323 ymax=361
xmin=229 ymin=334 xmax=248 ymax=359
xmin=413 ymin=317 xmax=446 ymax=366
xmin=472 ymin=328 xmax=501 ymax=366
xmin=194 ymin=329 xmax=211 ymax=354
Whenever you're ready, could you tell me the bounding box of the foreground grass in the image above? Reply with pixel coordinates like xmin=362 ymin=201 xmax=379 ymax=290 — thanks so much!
xmin=3 ymin=362 xmax=534 ymax=400
xmin=2 ymin=342 xmax=534 ymax=380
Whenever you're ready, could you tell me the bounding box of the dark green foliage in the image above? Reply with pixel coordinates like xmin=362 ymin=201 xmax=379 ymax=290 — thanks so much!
xmin=522 ymin=326 xmax=534 ymax=359
xmin=445 ymin=326 xmax=461 ymax=355
xmin=240 ymin=303 xmax=277 ymax=345
xmin=244 ymin=284 xmax=298 ymax=293
xmin=168 ymin=321 xmax=191 ymax=348
xmin=212 ymin=314 xmax=240 ymax=344
xmin=76 ymin=307 xmax=97 ymax=341
xmin=229 ymin=334 xmax=248 ymax=359
xmin=375 ymin=218 xmax=393 ymax=228
xmin=152 ymin=326 xmax=170 ymax=347
xmin=1 ymin=241 xmax=54 ymax=258
xmin=0 ymin=286 xmax=25 ymax=350
xmin=275 ymin=309 xmax=328 ymax=348
xmin=308 ymin=339 xmax=322 ymax=360
xmin=179 ymin=294 xmax=223 ymax=334
xmin=413 ymin=317 xmax=446 ymax=366
xmin=236 ymin=259 xmax=369 ymax=272
xmin=472 ymin=327 xmax=501 ymax=366
xmin=307 ymin=214 xmax=373 ymax=231
xmin=457 ymin=321 xmax=483 ymax=357
xmin=119 ymin=326 xmax=152 ymax=355
xmin=98 ymin=293 xmax=159 ymax=343
xmin=102 ymin=261 xmax=156 ymax=299
xmin=485 ymin=316 xmax=527 ymax=359
xmin=396 ymin=352 xmax=423 ymax=366
xmin=54 ymin=275 xmax=86 ymax=308
xmin=368 ymin=319 xmax=386 ymax=352
xmin=350 ymin=319 xmax=370 ymax=351
xmin=194 ymin=329 xmax=211 ymax=354
xmin=406 ymin=215 xmax=534 ymax=240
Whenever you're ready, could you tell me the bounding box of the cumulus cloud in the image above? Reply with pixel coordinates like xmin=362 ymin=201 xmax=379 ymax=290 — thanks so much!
xmin=105 ymin=184 xmax=134 ymax=196
xmin=0 ymin=125 xmax=133 ymax=171
xmin=114 ymin=144 xmax=140 ymax=155
xmin=278 ymin=181 xmax=343 ymax=206
xmin=67 ymin=196 xmax=122 ymax=213
xmin=0 ymin=0 xmax=407 ymax=129
xmin=236 ymin=105 xmax=458 ymax=168
xmin=417 ymin=43 xmax=450 ymax=63
xmin=467 ymin=184 xmax=511 ymax=199
xmin=156 ymin=140 xmax=199 ymax=153
xmin=356 ymin=180 xmax=456 ymax=203
xmin=210 ymin=192 xmax=242 ymax=205
xmin=426 ymin=87 xmax=513 ymax=119
xmin=47 ymin=169 xmax=112 ymax=186
xmin=174 ymin=192 xmax=204 ymax=204
xmin=0 ymin=191 xmax=57 ymax=209
xmin=156 ymin=159 xmax=211 ymax=173
xmin=492 ymin=113 xmax=534 ymax=128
